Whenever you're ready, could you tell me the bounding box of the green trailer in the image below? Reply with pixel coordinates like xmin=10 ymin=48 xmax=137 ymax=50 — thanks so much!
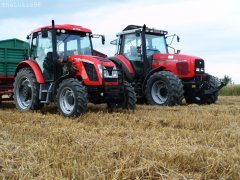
xmin=0 ymin=38 xmax=28 ymax=102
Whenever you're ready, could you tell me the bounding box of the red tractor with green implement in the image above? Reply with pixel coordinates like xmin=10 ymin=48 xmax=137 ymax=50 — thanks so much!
xmin=0 ymin=21 xmax=136 ymax=117
xmin=109 ymin=25 xmax=225 ymax=105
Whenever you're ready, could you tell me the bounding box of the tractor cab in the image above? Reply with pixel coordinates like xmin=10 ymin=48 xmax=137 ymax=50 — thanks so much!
xmin=28 ymin=24 xmax=105 ymax=82
xmin=111 ymin=25 xmax=169 ymax=78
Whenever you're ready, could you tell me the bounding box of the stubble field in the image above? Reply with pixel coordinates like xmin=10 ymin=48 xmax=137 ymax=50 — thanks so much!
xmin=0 ymin=96 xmax=240 ymax=179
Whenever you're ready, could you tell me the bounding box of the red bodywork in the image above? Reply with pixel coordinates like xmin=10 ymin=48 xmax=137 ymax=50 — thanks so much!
xmin=68 ymin=55 xmax=118 ymax=86
xmin=113 ymin=53 xmax=202 ymax=79
xmin=152 ymin=54 xmax=202 ymax=78
xmin=115 ymin=55 xmax=134 ymax=74
xmin=32 ymin=24 xmax=92 ymax=34
xmin=13 ymin=55 xmax=118 ymax=86
xmin=16 ymin=60 xmax=45 ymax=83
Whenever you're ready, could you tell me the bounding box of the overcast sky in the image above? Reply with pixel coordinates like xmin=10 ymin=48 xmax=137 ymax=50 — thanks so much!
xmin=0 ymin=0 xmax=239 ymax=83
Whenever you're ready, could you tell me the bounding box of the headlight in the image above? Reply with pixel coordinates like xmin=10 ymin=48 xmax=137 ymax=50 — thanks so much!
xmin=110 ymin=66 xmax=118 ymax=78
xmin=98 ymin=64 xmax=118 ymax=78
xmin=97 ymin=64 xmax=103 ymax=76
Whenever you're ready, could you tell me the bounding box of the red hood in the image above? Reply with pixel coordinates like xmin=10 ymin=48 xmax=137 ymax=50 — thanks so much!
xmin=153 ymin=53 xmax=202 ymax=62
xmin=68 ymin=55 xmax=115 ymax=67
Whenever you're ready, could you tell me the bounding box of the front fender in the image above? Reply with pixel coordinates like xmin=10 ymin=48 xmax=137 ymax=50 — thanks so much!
xmin=15 ymin=60 xmax=45 ymax=84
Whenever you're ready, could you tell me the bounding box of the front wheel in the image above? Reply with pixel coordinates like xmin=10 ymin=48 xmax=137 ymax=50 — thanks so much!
xmin=184 ymin=74 xmax=219 ymax=105
xmin=145 ymin=71 xmax=184 ymax=106
xmin=121 ymin=81 xmax=137 ymax=109
xmin=57 ymin=78 xmax=88 ymax=117
xmin=13 ymin=68 xmax=43 ymax=111
xmin=107 ymin=81 xmax=136 ymax=110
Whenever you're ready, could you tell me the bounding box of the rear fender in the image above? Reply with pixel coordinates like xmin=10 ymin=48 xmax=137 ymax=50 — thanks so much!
xmin=15 ymin=60 xmax=45 ymax=83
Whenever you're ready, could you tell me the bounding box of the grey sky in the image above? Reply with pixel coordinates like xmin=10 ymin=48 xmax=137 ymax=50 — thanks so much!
xmin=0 ymin=0 xmax=239 ymax=83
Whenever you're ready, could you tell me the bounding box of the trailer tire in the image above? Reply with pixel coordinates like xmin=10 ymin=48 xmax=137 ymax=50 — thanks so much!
xmin=145 ymin=71 xmax=184 ymax=105
xmin=14 ymin=68 xmax=43 ymax=111
xmin=57 ymin=78 xmax=88 ymax=117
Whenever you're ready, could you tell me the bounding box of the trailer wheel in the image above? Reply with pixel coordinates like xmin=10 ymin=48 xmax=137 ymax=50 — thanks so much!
xmin=145 ymin=71 xmax=184 ymax=105
xmin=14 ymin=68 xmax=43 ymax=111
xmin=184 ymin=75 xmax=219 ymax=104
xmin=57 ymin=78 xmax=88 ymax=117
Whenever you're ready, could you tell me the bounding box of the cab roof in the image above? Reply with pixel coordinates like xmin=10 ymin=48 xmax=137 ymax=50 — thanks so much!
xmin=31 ymin=24 xmax=92 ymax=34
xmin=117 ymin=24 xmax=168 ymax=36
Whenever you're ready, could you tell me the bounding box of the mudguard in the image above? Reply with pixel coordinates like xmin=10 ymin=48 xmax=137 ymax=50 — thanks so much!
xmin=15 ymin=60 xmax=45 ymax=84
xmin=108 ymin=55 xmax=135 ymax=82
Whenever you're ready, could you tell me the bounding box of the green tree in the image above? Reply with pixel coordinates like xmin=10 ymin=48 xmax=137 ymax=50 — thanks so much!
xmin=221 ymin=75 xmax=233 ymax=85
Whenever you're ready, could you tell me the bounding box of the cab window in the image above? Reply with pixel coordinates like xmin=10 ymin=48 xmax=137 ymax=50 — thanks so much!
xmin=123 ymin=34 xmax=142 ymax=61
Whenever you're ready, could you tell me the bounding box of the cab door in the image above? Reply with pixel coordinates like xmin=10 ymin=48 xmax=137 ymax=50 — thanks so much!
xmin=30 ymin=31 xmax=54 ymax=81
xmin=121 ymin=33 xmax=143 ymax=76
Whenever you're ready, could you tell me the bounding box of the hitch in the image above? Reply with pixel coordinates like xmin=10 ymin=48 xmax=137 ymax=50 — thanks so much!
xmin=204 ymin=81 xmax=226 ymax=95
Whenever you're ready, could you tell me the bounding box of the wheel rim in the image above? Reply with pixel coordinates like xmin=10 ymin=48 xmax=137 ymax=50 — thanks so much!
xmin=151 ymin=80 xmax=168 ymax=104
xmin=59 ymin=87 xmax=75 ymax=115
xmin=16 ymin=77 xmax=33 ymax=109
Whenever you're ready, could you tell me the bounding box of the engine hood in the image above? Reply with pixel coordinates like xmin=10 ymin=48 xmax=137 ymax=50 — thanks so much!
xmin=152 ymin=53 xmax=203 ymax=62
xmin=68 ymin=55 xmax=115 ymax=67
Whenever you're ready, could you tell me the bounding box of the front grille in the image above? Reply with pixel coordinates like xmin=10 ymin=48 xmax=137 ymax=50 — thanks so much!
xmin=176 ymin=62 xmax=189 ymax=75
xmin=195 ymin=59 xmax=205 ymax=74
xmin=83 ymin=62 xmax=98 ymax=81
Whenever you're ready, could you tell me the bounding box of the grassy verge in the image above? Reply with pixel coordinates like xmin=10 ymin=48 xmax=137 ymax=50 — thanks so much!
xmin=220 ymin=85 xmax=240 ymax=96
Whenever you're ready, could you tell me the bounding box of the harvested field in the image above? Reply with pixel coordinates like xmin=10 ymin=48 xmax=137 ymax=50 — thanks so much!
xmin=0 ymin=96 xmax=240 ymax=179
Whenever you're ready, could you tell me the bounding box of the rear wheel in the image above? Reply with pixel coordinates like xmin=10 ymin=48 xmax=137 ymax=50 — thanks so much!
xmin=57 ymin=78 xmax=88 ymax=117
xmin=14 ymin=68 xmax=43 ymax=111
xmin=145 ymin=71 xmax=184 ymax=105
xmin=184 ymin=74 xmax=219 ymax=104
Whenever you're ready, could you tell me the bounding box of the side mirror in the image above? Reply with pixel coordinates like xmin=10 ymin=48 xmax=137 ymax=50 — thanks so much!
xmin=110 ymin=39 xmax=117 ymax=45
xmin=177 ymin=50 xmax=181 ymax=54
xmin=41 ymin=28 xmax=49 ymax=38
xmin=91 ymin=34 xmax=105 ymax=45
xmin=26 ymin=35 xmax=30 ymax=40
xmin=177 ymin=36 xmax=180 ymax=42
xmin=101 ymin=35 xmax=105 ymax=45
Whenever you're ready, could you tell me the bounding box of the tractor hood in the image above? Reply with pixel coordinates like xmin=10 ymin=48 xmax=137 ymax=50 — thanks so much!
xmin=152 ymin=53 xmax=202 ymax=62
xmin=152 ymin=53 xmax=205 ymax=78
xmin=68 ymin=55 xmax=115 ymax=67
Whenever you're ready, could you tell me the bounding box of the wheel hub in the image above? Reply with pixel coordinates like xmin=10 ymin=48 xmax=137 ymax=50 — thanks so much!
xmin=151 ymin=80 xmax=169 ymax=104
xmin=16 ymin=77 xmax=33 ymax=109
xmin=59 ymin=87 xmax=75 ymax=115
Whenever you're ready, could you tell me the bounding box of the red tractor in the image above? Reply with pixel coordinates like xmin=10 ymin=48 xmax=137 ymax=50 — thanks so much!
xmin=109 ymin=25 xmax=225 ymax=105
xmin=13 ymin=21 xmax=136 ymax=117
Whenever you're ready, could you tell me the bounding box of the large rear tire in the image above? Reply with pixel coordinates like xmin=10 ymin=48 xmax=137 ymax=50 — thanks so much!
xmin=14 ymin=68 xmax=43 ymax=111
xmin=57 ymin=78 xmax=88 ymax=117
xmin=184 ymin=75 xmax=219 ymax=105
xmin=145 ymin=71 xmax=184 ymax=106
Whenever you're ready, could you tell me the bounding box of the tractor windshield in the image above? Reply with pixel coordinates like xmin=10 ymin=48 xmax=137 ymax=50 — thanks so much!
xmin=57 ymin=31 xmax=92 ymax=58
xmin=145 ymin=34 xmax=168 ymax=57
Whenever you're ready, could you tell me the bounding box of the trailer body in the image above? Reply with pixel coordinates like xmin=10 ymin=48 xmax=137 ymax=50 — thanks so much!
xmin=0 ymin=39 xmax=28 ymax=100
